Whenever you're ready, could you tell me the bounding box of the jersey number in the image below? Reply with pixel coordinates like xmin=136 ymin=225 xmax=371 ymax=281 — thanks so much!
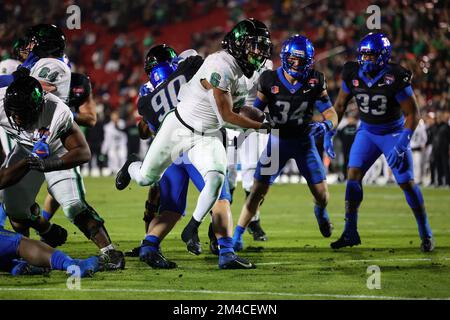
xmin=355 ymin=94 xmax=387 ymax=116
xmin=150 ymin=75 xmax=186 ymax=122
xmin=38 ymin=67 xmax=59 ymax=83
xmin=273 ymin=101 xmax=308 ymax=125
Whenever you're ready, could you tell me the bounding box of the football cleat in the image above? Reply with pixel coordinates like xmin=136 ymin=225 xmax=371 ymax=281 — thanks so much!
xmin=318 ymin=220 xmax=334 ymax=238
xmin=420 ymin=237 xmax=435 ymax=252
xmin=40 ymin=223 xmax=68 ymax=248
xmin=208 ymin=222 xmax=219 ymax=256
xmin=125 ymin=244 xmax=142 ymax=257
xmin=72 ymin=256 xmax=100 ymax=278
xmin=330 ymin=232 xmax=361 ymax=249
xmin=98 ymin=249 xmax=125 ymax=271
xmin=10 ymin=260 xmax=50 ymax=276
xmin=247 ymin=220 xmax=268 ymax=241
xmin=219 ymin=252 xmax=256 ymax=270
xmin=115 ymin=153 xmax=140 ymax=190
xmin=140 ymin=246 xmax=177 ymax=269
xmin=181 ymin=225 xmax=202 ymax=255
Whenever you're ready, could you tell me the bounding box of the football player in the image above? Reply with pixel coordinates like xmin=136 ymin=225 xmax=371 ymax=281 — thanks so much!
xmin=0 ymin=24 xmax=125 ymax=269
xmin=330 ymin=32 xmax=434 ymax=252
xmin=116 ymin=19 xmax=273 ymax=257
xmin=232 ymin=35 xmax=337 ymax=251
xmin=123 ymin=44 xmax=255 ymax=269
xmin=0 ymin=157 xmax=98 ymax=278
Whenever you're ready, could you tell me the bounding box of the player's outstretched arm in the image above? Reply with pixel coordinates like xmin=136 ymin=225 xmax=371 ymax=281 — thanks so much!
xmin=0 ymin=159 xmax=30 ymax=189
xmin=202 ymin=79 xmax=266 ymax=130
xmin=138 ymin=118 xmax=154 ymax=140
xmin=74 ymin=93 xmax=97 ymax=128
xmin=333 ymin=87 xmax=353 ymax=123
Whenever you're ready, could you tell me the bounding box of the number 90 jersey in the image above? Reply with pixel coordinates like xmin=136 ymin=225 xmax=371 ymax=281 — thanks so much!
xmin=137 ymin=55 xmax=204 ymax=133
xmin=259 ymin=67 xmax=328 ymax=138
xmin=342 ymin=61 xmax=412 ymax=125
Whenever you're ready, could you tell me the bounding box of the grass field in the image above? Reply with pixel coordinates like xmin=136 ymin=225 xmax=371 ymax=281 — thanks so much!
xmin=1 ymin=177 xmax=449 ymax=300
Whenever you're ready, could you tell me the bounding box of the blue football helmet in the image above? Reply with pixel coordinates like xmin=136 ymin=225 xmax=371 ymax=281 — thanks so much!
xmin=144 ymin=44 xmax=178 ymax=88
xmin=280 ymin=35 xmax=314 ymax=81
xmin=357 ymin=32 xmax=392 ymax=74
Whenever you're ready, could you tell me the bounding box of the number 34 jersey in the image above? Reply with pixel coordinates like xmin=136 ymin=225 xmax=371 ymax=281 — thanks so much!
xmin=259 ymin=67 xmax=328 ymax=139
xmin=341 ymin=61 xmax=412 ymax=126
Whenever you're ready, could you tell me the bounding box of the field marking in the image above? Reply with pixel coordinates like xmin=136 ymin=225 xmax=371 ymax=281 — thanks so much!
xmin=0 ymin=287 xmax=449 ymax=300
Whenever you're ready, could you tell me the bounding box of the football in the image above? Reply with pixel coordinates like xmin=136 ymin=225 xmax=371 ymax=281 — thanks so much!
xmin=238 ymin=105 xmax=265 ymax=123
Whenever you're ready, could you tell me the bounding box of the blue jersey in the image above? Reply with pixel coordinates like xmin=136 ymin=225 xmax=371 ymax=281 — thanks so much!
xmin=258 ymin=67 xmax=331 ymax=139
xmin=341 ymin=62 xmax=413 ymax=134
xmin=137 ymin=55 xmax=203 ymax=133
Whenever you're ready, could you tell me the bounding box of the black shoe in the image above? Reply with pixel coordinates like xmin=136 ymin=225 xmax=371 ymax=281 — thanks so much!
xmin=330 ymin=232 xmax=361 ymax=249
xmin=319 ymin=220 xmax=334 ymax=238
xmin=125 ymin=245 xmax=142 ymax=257
xmin=421 ymin=237 xmax=435 ymax=252
xmin=115 ymin=154 xmax=139 ymax=190
xmin=140 ymin=247 xmax=177 ymax=269
xmin=208 ymin=222 xmax=219 ymax=255
xmin=247 ymin=220 xmax=268 ymax=241
xmin=99 ymin=249 xmax=125 ymax=270
xmin=219 ymin=252 xmax=256 ymax=270
xmin=181 ymin=225 xmax=202 ymax=255
xmin=40 ymin=223 xmax=68 ymax=248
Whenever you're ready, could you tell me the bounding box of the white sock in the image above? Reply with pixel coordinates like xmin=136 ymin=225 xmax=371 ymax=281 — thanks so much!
xmin=251 ymin=212 xmax=260 ymax=222
xmin=128 ymin=161 xmax=151 ymax=186
xmin=192 ymin=171 xmax=224 ymax=222
xmin=100 ymin=244 xmax=115 ymax=254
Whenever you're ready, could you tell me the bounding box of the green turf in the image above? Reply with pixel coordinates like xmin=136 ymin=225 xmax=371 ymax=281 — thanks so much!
xmin=1 ymin=177 xmax=449 ymax=300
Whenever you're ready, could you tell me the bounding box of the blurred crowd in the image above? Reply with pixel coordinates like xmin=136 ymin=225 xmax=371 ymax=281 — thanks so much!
xmin=0 ymin=0 xmax=448 ymax=186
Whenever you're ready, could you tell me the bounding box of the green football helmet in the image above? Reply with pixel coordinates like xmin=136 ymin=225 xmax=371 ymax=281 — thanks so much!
xmin=222 ymin=18 xmax=272 ymax=78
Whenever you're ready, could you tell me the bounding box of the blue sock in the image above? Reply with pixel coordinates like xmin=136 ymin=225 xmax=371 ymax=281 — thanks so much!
xmin=0 ymin=203 xmax=6 ymax=228
xmin=344 ymin=180 xmax=363 ymax=237
xmin=314 ymin=205 xmax=329 ymax=224
xmin=403 ymin=185 xmax=433 ymax=239
xmin=42 ymin=210 xmax=52 ymax=222
xmin=142 ymin=235 xmax=160 ymax=252
xmin=218 ymin=237 xmax=234 ymax=255
xmin=232 ymin=225 xmax=246 ymax=244
xmin=50 ymin=250 xmax=74 ymax=271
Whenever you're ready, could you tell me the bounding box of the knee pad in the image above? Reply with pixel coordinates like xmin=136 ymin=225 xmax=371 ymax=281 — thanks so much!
xmin=205 ymin=171 xmax=225 ymax=197
xmin=60 ymin=199 xmax=88 ymax=222
xmin=73 ymin=204 xmax=108 ymax=241
xmin=345 ymin=180 xmax=363 ymax=203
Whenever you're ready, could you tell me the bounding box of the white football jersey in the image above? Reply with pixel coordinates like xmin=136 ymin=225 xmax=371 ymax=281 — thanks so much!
xmin=0 ymin=59 xmax=21 ymax=75
xmin=176 ymin=50 xmax=247 ymax=132
xmin=30 ymin=58 xmax=71 ymax=103
xmin=0 ymin=88 xmax=74 ymax=158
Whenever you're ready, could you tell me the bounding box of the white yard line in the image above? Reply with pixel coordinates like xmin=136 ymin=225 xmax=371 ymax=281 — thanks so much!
xmin=0 ymin=287 xmax=448 ymax=300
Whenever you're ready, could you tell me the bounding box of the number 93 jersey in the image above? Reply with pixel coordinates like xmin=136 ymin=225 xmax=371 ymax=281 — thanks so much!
xmin=137 ymin=55 xmax=204 ymax=133
xmin=341 ymin=61 xmax=412 ymax=126
xmin=259 ymin=67 xmax=328 ymax=139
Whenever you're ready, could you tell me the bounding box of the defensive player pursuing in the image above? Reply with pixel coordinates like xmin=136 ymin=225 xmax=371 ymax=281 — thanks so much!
xmin=124 ymin=44 xmax=255 ymax=269
xmin=116 ymin=19 xmax=273 ymax=255
xmin=0 ymin=24 xmax=125 ymax=269
xmin=232 ymin=35 xmax=337 ymax=251
xmin=330 ymin=32 xmax=434 ymax=252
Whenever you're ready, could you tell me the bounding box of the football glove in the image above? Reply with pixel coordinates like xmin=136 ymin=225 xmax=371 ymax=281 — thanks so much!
xmin=32 ymin=135 xmax=50 ymax=159
xmin=386 ymin=129 xmax=413 ymax=171
xmin=309 ymin=120 xmax=333 ymax=138
xmin=26 ymin=154 xmax=63 ymax=172
xmin=324 ymin=130 xmax=336 ymax=159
